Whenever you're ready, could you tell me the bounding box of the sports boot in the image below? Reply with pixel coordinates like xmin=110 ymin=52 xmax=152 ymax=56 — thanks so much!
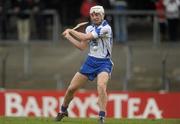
xmin=55 ymin=111 xmax=68 ymax=121
xmin=98 ymin=117 xmax=105 ymax=124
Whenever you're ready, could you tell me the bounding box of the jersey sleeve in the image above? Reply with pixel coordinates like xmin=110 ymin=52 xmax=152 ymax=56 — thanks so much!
xmin=85 ymin=26 xmax=92 ymax=33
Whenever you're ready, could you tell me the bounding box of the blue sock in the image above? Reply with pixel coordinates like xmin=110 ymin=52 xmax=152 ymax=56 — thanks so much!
xmin=61 ymin=105 xmax=68 ymax=113
xmin=99 ymin=111 xmax=105 ymax=118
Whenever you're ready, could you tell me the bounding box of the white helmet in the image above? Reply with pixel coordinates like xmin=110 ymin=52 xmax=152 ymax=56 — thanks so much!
xmin=90 ymin=5 xmax=105 ymax=19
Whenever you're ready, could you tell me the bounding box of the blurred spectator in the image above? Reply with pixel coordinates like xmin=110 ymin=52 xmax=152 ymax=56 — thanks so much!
xmin=127 ymin=0 xmax=155 ymax=10
xmin=32 ymin=0 xmax=46 ymax=39
xmin=163 ymin=0 xmax=180 ymax=42
xmin=75 ymin=0 xmax=96 ymax=32
xmin=54 ymin=1 xmax=69 ymax=26
xmin=14 ymin=0 xmax=32 ymax=43
xmin=155 ymin=0 xmax=167 ymax=41
xmin=80 ymin=0 xmax=97 ymax=21
xmin=97 ymin=0 xmax=112 ymax=9
xmin=0 ymin=0 xmax=12 ymax=39
xmin=47 ymin=0 xmax=82 ymax=27
xmin=68 ymin=0 xmax=83 ymax=26
xmin=110 ymin=0 xmax=128 ymax=43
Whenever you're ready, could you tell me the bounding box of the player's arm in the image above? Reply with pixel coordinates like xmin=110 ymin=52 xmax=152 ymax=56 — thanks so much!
xmin=69 ymin=26 xmax=110 ymax=42
xmin=69 ymin=29 xmax=94 ymax=42
xmin=62 ymin=30 xmax=88 ymax=51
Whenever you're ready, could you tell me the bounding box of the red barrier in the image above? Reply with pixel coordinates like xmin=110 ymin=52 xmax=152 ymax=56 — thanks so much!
xmin=0 ymin=90 xmax=180 ymax=119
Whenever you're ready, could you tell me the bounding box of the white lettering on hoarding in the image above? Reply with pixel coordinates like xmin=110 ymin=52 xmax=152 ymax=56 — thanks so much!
xmin=4 ymin=92 xmax=163 ymax=119
xmin=5 ymin=93 xmax=23 ymax=116
xmin=128 ymin=98 xmax=162 ymax=119
xmin=24 ymin=96 xmax=41 ymax=116
xmin=142 ymin=98 xmax=162 ymax=118
xmin=42 ymin=96 xmax=57 ymax=117
xmin=68 ymin=94 xmax=99 ymax=118
xmin=128 ymin=98 xmax=141 ymax=118
xmin=108 ymin=94 xmax=128 ymax=118
xmin=88 ymin=95 xmax=99 ymax=118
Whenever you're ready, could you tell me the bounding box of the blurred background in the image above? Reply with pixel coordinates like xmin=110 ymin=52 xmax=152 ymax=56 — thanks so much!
xmin=0 ymin=0 xmax=180 ymax=91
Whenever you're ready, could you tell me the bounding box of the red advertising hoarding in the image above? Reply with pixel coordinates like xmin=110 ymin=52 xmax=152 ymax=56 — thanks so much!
xmin=0 ymin=90 xmax=180 ymax=119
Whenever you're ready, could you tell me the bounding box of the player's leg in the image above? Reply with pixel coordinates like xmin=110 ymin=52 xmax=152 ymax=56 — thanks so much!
xmin=97 ymin=72 xmax=109 ymax=124
xmin=55 ymin=72 xmax=88 ymax=121
xmin=62 ymin=72 xmax=88 ymax=107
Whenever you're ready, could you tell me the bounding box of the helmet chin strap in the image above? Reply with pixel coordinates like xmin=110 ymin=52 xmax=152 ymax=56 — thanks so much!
xmin=101 ymin=14 xmax=104 ymax=21
xmin=101 ymin=15 xmax=105 ymax=21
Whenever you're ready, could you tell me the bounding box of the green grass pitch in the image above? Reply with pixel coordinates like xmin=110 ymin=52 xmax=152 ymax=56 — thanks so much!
xmin=0 ymin=117 xmax=180 ymax=124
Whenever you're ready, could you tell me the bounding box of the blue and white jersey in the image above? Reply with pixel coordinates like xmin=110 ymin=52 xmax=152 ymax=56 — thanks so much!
xmin=86 ymin=20 xmax=113 ymax=59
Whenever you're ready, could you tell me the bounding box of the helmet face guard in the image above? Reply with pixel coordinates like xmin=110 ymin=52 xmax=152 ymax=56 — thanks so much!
xmin=90 ymin=5 xmax=105 ymax=19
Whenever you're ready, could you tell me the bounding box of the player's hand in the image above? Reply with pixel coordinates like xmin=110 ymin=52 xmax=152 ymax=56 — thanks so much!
xmin=64 ymin=32 xmax=71 ymax=40
xmin=62 ymin=29 xmax=71 ymax=37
